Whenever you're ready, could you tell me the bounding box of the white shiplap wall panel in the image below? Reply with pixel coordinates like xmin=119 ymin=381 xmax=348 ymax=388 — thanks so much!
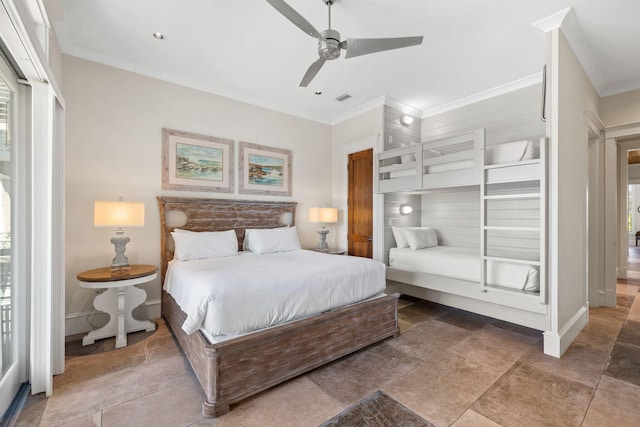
xmin=421 ymin=190 xmax=480 ymax=248
xmin=385 ymin=105 xmax=421 ymax=150
xmin=422 ymin=85 xmax=545 ymax=147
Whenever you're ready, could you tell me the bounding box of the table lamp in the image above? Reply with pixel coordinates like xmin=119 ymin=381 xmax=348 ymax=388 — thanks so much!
xmin=309 ymin=207 xmax=338 ymax=253
xmin=94 ymin=199 xmax=145 ymax=271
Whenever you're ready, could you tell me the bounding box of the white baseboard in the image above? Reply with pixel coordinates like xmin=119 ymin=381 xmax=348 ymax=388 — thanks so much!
xmin=617 ymin=267 xmax=627 ymax=279
xmin=543 ymin=305 xmax=589 ymax=358
xmin=65 ymin=299 xmax=161 ymax=337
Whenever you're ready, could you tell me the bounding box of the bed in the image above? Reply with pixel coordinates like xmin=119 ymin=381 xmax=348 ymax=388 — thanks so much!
xmin=377 ymin=129 xmax=541 ymax=193
xmin=157 ymin=196 xmax=400 ymax=417
xmin=389 ymin=246 xmax=539 ymax=292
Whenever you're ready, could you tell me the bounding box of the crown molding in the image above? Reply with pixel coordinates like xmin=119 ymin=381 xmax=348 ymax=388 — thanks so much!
xmin=421 ymin=73 xmax=543 ymax=118
xmin=330 ymin=96 xmax=386 ymax=125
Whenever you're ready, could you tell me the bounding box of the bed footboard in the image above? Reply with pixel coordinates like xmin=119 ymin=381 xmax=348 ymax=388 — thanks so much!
xmin=162 ymin=291 xmax=400 ymax=417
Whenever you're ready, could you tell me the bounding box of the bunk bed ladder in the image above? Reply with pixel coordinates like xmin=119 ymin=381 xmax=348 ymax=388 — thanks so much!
xmin=481 ymin=137 xmax=547 ymax=303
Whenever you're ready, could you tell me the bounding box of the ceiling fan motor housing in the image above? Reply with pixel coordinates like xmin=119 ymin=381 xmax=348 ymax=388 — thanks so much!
xmin=319 ymin=29 xmax=341 ymax=60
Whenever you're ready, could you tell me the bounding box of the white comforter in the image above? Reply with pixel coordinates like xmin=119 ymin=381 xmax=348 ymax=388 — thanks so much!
xmin=164 ymin=249 xmax=386 ymax=336
xmin=389 ymin=246 xmax=539 ymax=291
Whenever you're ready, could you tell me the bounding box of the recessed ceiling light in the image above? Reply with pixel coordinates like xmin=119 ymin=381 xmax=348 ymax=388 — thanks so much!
xmin=315 ymin=91 xmax=322 ymax=95
xmin=153 ymin=32 xmax=165 ymax=40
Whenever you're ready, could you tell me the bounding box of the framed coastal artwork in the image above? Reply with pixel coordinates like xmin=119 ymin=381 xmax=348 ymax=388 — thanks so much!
xmin=239 ymin=141 xmax=292 ymax=196
xmin=162 ymin=128 xmax=234 ymax=193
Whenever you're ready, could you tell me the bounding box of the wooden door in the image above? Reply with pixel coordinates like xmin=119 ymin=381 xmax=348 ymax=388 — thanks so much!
xmin=348 ymin=149 xmax=374 ymax=258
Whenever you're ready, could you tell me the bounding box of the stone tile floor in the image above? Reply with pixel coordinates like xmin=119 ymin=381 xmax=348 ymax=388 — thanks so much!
xmin=15 ymin=285 xmax=640 ymax=426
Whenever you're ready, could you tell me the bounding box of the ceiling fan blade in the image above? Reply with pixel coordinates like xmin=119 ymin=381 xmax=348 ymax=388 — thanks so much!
xmin=266 ymin=0 xmax=321 ymax=39
xmin=300 ymin=58 xmax=326 ymax=87
xmin=342 ymin=36 xmax=423 ymax=59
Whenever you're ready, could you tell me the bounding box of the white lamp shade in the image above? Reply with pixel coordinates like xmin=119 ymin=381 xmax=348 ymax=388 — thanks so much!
xmin=94 ymin=201 xmax=145 ymax=227
xmin=309 ymin=207 xmax=338 ymax=224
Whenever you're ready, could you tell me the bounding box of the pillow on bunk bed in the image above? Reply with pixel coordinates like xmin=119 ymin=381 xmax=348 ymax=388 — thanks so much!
xmin=403 ymin=227 xmax=438 ymax=250
xmin=244 ymin=226 xmax=301 ymax=255
xmin=171 ymin=229 xmax=238 ymax=261
xmin=400 ymin=153 xmax=416 ymax=163
xmin=485 ymin=140 xmax=538 ymax=164
xmin=392 ymin=226 xmax=410 ymax=248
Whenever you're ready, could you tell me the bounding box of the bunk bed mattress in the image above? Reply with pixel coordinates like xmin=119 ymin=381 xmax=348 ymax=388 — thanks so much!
xmin=164 ymin=249 xmax=386 ymax=337
xmin=389 ymin=246 xmax=539 ymax=291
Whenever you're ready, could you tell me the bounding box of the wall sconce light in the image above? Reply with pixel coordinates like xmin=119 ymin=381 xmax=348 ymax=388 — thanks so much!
xmin=399 ymin=204 xmax=413 ymax=215
xmin=400 ymin=115 xmax=414 ymax=126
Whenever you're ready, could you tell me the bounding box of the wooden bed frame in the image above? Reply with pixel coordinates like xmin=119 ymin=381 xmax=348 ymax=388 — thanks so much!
xmin=157 ymin=196 xmax=400 ymax=417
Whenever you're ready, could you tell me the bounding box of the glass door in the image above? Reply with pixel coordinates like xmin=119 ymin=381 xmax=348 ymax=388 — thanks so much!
xmin=0 ymin=54 xmax=25 ymax=416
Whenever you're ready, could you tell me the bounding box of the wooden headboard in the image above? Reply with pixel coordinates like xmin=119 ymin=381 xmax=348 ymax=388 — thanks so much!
xmin=157 ymin=196 xmax=297 ymax=279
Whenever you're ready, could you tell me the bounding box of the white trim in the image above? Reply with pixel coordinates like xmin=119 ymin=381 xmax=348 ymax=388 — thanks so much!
xmin=65 ymin=300 xmax=161 ymax=337
xmin=602 ymin=78 xmax=640 ymax=98
xmin=383 ymin=96 xmax=422 ymax=117
xmin=0 ymin=43 xmax=27 ymax=416
xmin=542 ymin=305 xmax=589 ymax=357
xmin=531 ymin=8 xmax=571 ymax=33
xmin=341 ymin=134 xmax=382 ymax=259
xmin=604 ymin=138 xmax=618 ymax=307
xmin=0 ymin=0 xmax=63 ymax=104
xmin=421 ymin=73 xmax=543 ymax=118
xmin=585 ymin=110 xmax=605 ymax=135
xmin=29 ymin=80 xmax=53 ymax=396
xmin=606 ymin=122 xmax=640 ymax=139
xmin=331 ymin=96 xmax=386 ymax=125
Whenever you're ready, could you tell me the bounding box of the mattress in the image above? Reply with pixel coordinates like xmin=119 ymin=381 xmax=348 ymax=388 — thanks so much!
xmin=389 ymin=246 xmax=539 ymax=291
xmin=164 ymin=249 xmax=386 ymax=337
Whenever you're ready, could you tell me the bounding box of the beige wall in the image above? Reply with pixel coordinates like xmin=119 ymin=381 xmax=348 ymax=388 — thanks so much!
xmin=330 ymin=106 xmax=384 ymax=252
xmin=546 ymin=29 xmax=600 ymax=354
xmin=601 ymin=89 xmax=640 ymax=127
xmin=63 ymin=55 xmax=332 ymax=335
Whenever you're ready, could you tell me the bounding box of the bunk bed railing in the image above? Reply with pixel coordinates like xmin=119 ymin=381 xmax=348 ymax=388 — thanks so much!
xmin=376 ymin=128 xmax=485 ymax=193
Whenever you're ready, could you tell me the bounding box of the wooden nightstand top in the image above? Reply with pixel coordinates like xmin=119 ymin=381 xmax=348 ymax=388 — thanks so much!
xmin=77 ymin=264 xmax=158 ymax=282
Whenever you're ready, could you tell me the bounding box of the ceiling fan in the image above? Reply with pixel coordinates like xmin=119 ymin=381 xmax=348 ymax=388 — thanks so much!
xmin=266 ymin=0 xmax=424 ymax=87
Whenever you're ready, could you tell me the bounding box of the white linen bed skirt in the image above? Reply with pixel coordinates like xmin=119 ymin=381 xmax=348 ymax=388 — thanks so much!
xmin=389 ymin=246 xmax=539 ymax=292
xmin=164 ymin=249 xmax=386 ymax=338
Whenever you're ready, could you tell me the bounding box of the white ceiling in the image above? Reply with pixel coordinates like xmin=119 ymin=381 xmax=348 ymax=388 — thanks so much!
xmin=47 ymin=0 xmax=640 ymax=124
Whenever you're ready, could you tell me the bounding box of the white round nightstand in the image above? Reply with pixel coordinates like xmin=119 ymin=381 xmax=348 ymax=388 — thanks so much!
xmin=77 ymin=264 xmax=157 ymax=348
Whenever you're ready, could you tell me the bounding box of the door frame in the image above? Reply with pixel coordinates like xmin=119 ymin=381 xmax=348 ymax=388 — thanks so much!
xmin=341 ymin=134 xmax=384 ymax=262
xmin=605 ymin=122 xmax=640 ymax=308
xmin=0 ymin=48 xmax=28 ymax=417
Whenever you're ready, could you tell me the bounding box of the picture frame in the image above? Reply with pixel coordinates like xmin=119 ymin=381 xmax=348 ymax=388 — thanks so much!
xmin=239 ymin=141 xmax=292 ymax=196
xmin=162 ymin=128 xmax=234 ymax=193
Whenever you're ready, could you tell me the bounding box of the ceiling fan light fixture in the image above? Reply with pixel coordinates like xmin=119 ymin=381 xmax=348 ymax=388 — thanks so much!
xmin=266 ymin=0 xmax=423 ymax=86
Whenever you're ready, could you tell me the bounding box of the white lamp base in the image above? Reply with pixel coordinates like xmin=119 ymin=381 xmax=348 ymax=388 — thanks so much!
xmin=110 ymin=230 xmax=131 ymax=271
xmin=316 ymin=228 xmax=330 ymax=253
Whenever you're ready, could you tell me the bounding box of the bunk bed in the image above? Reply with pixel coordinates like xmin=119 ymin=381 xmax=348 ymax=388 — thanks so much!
xmin=377 ymin=129 xmax=548 ymax=330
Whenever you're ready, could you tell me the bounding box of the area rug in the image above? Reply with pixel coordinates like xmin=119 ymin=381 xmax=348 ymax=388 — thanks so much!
xmin=319 ymin=390 xmax=434 ymax=427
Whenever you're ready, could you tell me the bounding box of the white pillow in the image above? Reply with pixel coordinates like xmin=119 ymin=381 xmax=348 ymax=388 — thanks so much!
xmin=403 ymin=227 xmax=438 ymax=250
xmin=400 ymin=153 xmax=416 ymax=163
xmin=245 ymin=226 xmax=301 ymax=255
xmin=392 ymin=226 xmax=409 ymax=249
xmin=171 ymin=229 xmax=238 ymax=261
